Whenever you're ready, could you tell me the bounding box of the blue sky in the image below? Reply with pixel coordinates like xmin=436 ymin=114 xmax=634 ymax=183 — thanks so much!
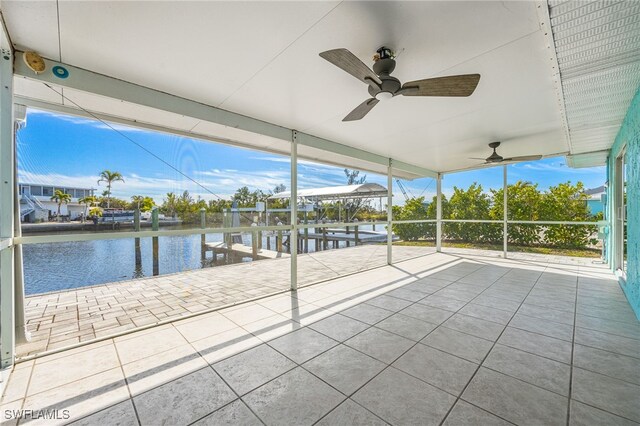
xmin=18 ymin=109 xmax=606 ymax=205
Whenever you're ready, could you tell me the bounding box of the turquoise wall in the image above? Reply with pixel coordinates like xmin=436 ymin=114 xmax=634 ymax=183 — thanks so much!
xmin=608 ymin=87 xmax=640 ymax=318
xmin=587 ymin=200 xmax=603 ymax=215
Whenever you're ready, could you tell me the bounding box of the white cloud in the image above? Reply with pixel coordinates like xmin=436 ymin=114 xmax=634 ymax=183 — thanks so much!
xmin=26 ymin=107 xmax=147 ymax=134
xmin=512 ymin=162 xmax=605 ymax=174
xmin=19 ymin=165 xmax=306 ymax=203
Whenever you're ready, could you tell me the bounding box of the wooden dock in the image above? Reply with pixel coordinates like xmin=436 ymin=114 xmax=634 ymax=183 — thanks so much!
xmin=301 ymin=228 xmax=396 ymax=243
xmin=291 ymin=227 xmax=398 ymax=252
xmin=205 ymin=242 xmax=290 ymax=260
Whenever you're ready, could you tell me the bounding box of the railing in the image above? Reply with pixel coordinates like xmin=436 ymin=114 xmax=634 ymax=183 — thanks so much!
xmin=19 ymin=195 xmax=35 ymax=219
xmin=389 ymin=217 xmax=606 ymax=258
xmin=28 ymin=194 xmax=46 ymax=210
xmin=14 ymin=219 xmax=607 ymax=249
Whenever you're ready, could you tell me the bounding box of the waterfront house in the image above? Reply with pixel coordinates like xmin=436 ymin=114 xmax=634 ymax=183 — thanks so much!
xmin=19 ymin=182 xmax=95 ymax=222
xmin=585 ymin=185 xmax=606 ymax=215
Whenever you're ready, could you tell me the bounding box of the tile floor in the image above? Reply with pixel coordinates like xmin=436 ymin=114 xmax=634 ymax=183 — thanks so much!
xmin=3 ymin=251 xmax=639 ymax=425
xmin=21 ymin=244 xmax=430 ymax=356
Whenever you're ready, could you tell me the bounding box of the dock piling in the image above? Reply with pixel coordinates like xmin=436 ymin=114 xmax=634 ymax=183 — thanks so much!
xmin=134 ymin=207 xmax=142 ymax=273
xmin=277 ymin=230 xmax=283 ymax=253
xmin=200 ymin=208 xmax=206 ymax=260
xmin=134 ymin=207 xmax=141 ymax=232
xmin=251 ymin=223 xmax=258 ymax=260
xmin=152 ymin=207 xmax=159 ymax=276
xmin=303 ymin=213 xmax=309 ymax=253
xmin=322 ymin=228 xmax=328 ymax=250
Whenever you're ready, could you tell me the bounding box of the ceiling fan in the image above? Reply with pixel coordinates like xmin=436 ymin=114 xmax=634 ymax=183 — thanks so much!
xmin=471 ymin=142 xmax=542 ymax=165
xmin=319 ymin=46 xmax=481 ymax=121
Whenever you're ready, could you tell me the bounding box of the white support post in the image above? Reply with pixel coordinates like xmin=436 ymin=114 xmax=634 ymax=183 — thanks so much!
xmin=503 ymin=165 xmax=508 ymax=258
xmin=387 ymin=159 xmax=393 ymax=265
xmin=290 ymin=131 xmax=298 ymax=290
xmin=436 ymin=174 xmax=442 ymax=252
xmin=0 ymin=45 xmax=15 ymax=368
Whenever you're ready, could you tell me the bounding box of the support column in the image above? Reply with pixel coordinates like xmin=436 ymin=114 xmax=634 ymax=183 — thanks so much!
xmin=290 ymin=131 xmax=298 ymax=290
xmin=13 ymin=164 xmax=29 ymax=345
xmin=0 ymin=45 xmax=15 ymax=368
xmin=436 ymin=174 xmax=442 ymax=252
xmin=387 ymin=159 xmax=393 ymax=265
xmin=503 ymin=165 xmax=508 ymax=258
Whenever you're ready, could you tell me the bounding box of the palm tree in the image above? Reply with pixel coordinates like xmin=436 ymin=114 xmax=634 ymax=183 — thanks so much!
xmin=78 ymin=195 xmax=98 ymax=222
xmin=50 ymin=189 xmax=72 ymax=222
xmin=89 ymin=207 xmax=103 ymax=218
xmin=131 ymin=195 xmax=144 ymax=210
xmin=97 ymin=170 xmax=125 ymax=208
xmin=164 ymin=192 xmax=177 ymax=218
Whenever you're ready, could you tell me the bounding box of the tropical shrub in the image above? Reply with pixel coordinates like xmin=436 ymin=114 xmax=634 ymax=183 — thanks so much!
xmin=490 ymin=181 xmax=542 ymax=246
xmin=392 ymin=180 xmax=599 ymax=249
xmin=392 ymin=197 xmax=433 ymax=241
xmin=445 ymin=183 xmax=500 ymax=243
xmin=539 ymin=182 xmax=597 ymax=248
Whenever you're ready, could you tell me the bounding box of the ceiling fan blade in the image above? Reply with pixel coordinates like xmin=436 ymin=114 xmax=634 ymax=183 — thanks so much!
xmin=468 ymin=157 xmax=487 ymax=161
xmin=401 ymin=74 xmax=481 ymax=97
xmin=320 ymin=49 xmax=383 ymax=86
xmin=343 ymin=98 xmax=379 ymax=122
xmin=501 ymin=155 xmax=543 ymax=162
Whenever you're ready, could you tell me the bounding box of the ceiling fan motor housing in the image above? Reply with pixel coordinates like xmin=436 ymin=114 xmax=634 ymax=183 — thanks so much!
xmin=373 ymin=57 xmax=396 ymax=75
xmin=487 ymin=142 xmax=503 ymax=162
xmin=370 ymin=58 xmax=401 ymax=98
xmin=487 ymin=152 xmax=504 ymax=162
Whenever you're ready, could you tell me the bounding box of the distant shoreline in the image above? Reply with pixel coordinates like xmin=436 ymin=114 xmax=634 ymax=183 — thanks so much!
xmin=21 ymin=219 xmax=183 ymax=234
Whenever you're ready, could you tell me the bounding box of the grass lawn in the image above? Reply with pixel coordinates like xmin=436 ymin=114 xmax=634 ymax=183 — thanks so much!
xmin=394 ymin=240 xmax=602 ymax=258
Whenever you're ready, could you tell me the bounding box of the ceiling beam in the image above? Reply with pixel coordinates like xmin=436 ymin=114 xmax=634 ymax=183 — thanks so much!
xmin=13 ymin=51 xmax=437 ymax=179
xmin=535 ymin=1 xmax=572 ymax=155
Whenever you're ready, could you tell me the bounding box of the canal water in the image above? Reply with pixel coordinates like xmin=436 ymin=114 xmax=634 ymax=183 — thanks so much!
xmin=22 ymin=225 xmax=382 ymax=295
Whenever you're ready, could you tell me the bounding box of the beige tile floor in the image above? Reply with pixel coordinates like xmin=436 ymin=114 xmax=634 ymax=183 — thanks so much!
xmin=20 ymin=243 xmax=598 ymax=357
xmin=21 ymin=244 xmax=418 ymax=356
xmin=4 ymin=250 xmax=638 ymax=425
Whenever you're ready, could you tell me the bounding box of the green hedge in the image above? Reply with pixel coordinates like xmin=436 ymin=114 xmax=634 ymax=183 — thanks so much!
xmin=393 ymin=181 xmax=599 ymax=249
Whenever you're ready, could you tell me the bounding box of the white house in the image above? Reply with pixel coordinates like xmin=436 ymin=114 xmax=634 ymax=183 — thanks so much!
xmin=19 ymin=183 xmax=96 ymax=222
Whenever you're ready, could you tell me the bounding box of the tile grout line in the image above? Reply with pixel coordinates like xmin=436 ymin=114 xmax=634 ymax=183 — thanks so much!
xmin=112 ymin=340 xmax=142 ymax=426
xmin=22 ymin=341 xmax=138 ymax=426
xmin=8 ymin=362 xmax=32 ymax=426
xmin=570 ymin=336 xmax=640 ymax=362
xmin=172 ymin=319 xmax=269 ymax=426
xmin=564 ymin=391 xmax=640 ymax=424
xmin=437 ymin=264 xmax=549 ymax=425
xmin=567 ymin=268 xmax=580 ymax=426
xmin=309 ymin=263 xmax=512 ymax=425
xmin=186 ymin=262 xmax=488 ymax=425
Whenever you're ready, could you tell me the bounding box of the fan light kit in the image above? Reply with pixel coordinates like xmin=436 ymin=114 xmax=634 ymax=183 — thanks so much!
xmin=319 ymin=46 xmax=481 ymax=121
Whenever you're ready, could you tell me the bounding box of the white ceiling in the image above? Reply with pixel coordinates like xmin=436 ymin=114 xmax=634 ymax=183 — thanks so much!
xmin=2 ymin=1 xmax=578 ymax=174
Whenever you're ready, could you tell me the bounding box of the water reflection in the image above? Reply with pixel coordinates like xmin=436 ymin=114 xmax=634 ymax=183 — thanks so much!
xmin=23 ymin=225 xmax=381 ymax=295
